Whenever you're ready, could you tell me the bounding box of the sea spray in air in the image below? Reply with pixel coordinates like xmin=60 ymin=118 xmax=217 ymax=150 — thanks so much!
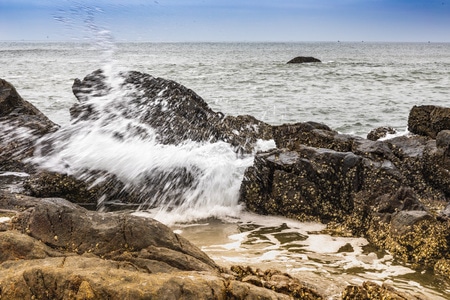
xmin=28 ymin=69 xmax=274 ymax=224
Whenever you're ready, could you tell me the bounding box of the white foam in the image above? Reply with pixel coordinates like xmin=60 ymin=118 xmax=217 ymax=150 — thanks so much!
xmin=28 ymin=70 xmax=261 ymax=224
xmin=0 ymin=172 xmax=30 ymax=177
xmin=0 ymin=217 xmax=11 ymax=223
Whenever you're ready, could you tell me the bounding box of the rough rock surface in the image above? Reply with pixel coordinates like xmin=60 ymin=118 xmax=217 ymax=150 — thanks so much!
xmin=408 ymin=105 xmax=450 ymax=138
xmin=0 ymin=191 xmax=326 ymax=300
xmin=241 ymin=113 xmax=450 ymax=272
xmin=71 ymin=70 xmax=273 ymax=153
xmin=287 ymin=57 xmax=322 ymax=64
xmin=367 ymin=126 xmax=397 ymax=141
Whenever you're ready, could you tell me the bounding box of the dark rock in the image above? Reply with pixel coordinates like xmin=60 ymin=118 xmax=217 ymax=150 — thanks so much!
xmin=71 ymin=70 xmax=272 ymax=153
xmin=273 ymin=122 xmax=355 ymax=152
xmin=240 ymin=147 xmax=365 ymax=223
xmin=230 ymin=265 xmax=322 ymax=299
xmin=367 ymin=126 xmax=396 ymax=141
xmin=22 ymin=70 xmax=274 ymax=209
xmin=0 ymin=78 xmax=58 ymax=173
xmin=408 ymin=105 xmax=450 ymax=138
xmin=242 ymin=114 xmax=450 ymax=272
xmin=436 ymin=130 xmax=450 ymax=153
xmin=287 ymin=57 xmax=321 ymax=64
xmin=422 ymin=140 xmax=450 ymax=196
xmin=390 ymin=210 xmax=432 ymax=237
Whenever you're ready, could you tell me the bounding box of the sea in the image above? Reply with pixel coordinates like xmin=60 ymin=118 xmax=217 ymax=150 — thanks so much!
xmin=1 ymin=41 xmax=450 ymax=299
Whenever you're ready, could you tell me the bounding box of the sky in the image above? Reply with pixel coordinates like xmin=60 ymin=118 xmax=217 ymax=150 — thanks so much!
xmin=0 ymin=0 xmax=449 ymax=42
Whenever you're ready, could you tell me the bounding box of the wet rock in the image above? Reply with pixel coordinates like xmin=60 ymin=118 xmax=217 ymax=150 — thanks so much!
xmin=1 ymin=192 xmax=217 ymax=273
xmin=367 ymin=126 xmax=396 ymax=141
xmin=436 ymin=130 xmax=450 ymax=153
xmin=22 ymin=170 xmax=140 ymax=209
xmin=408 ymin=105 xmax=450 ymax=138
xmin=422 ymin=139 xmax=450 ymax=196
xmin=390 ymin=210 xmax=432 ymax=237
xmin=273 ymin=122 xmax=354 ymax=152
xmin=435 ymin=259 xmax=450 ymax=281
xmin=365 ymin=207 xmax=449 ymax=269
xmin=72 ymin=70 xmax=272 ymax=153
xmin=287 ymin=57 xmax=322 ymax=64
xmin=0 ymin=78 xmax=58 ymax=173
xmin=0 ymin=191 xmax=330 ymax=299
xmin=240 ymin=147 xmax=365 ymax=222
xmin=242 ymin=112 xmax=450 ymax=273
xmin=342 ymin=281 xmax=423 ymax=300
xmin=230 ymin=265 xmax=323 ymax=299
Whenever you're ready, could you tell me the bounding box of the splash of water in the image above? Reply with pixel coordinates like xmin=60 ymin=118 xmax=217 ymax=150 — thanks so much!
xmin=28 ymin=68 xmax=274 ymax=224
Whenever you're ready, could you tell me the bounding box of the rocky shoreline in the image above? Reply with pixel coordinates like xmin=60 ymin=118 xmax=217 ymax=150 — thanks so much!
xmin=1 ymin=71 xmax=449 ymax=299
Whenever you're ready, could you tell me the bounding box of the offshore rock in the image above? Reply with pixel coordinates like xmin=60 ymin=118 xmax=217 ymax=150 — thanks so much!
xmin=0 ymin=191 xmax=327 ymax=299
xmin=408 ymin=105 xmax=450 ymax=138
xmin=0 ymin=78 xmax=58 ymax=172
xmin=287 ymin=56 xmax=322 ymax=64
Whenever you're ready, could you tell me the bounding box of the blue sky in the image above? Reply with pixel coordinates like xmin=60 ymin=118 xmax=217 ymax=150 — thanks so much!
xmin=1 ymin=0 xmax=449 ymax=42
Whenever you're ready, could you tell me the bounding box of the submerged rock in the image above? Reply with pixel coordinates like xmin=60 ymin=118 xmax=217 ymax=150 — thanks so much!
xmin=287 ymin=57 xmax=322 ymax=64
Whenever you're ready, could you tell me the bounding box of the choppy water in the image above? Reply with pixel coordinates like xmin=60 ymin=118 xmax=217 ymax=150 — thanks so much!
xmin=1 ymin=42 xmax=449 ymax=135
xmin=1 ymin=41 xmax=450 ymax=298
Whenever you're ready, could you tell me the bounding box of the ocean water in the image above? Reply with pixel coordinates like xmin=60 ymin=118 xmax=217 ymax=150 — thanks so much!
xmin=1 ymin=41 xmax=450 ymax=298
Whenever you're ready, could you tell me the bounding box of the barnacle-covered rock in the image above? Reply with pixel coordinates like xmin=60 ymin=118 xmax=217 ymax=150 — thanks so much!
xmin=367 ymin=126 xmax=397 ymax=141
xmin=408 ymin=105 xmax=450 ymax=138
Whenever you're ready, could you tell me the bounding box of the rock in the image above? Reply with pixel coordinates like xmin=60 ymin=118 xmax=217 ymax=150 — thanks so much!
xmin=422 ymin=139 xmax=450 ymax=196
xmin=240 ymin=147 xmax=364 ymax=223
xmin=18 ymin=70 xmax=274 ymax=209
xmin=22 ymin=170 xmax=139 ymax=209
xmin=71 ymin=70 xmax=272 ymax=153
xmin=242 ymin=113 xmax=450 ymax=272
xmin=273 ymin=122 xmax=354 ymax=152
xmin=0 ymin=78 xmax=58 ymax=173
xmin=436 ymin=130 xmax=450 ymax=153
xmin=0 ymin=191 xmax=329 ymax=299
xmin=342 ymin=281 xmax=423 ymax=300
xmin=230 ymin=265 xmax=323 ymax=299
xmin=408 ymin=105 xmax=450 ymax=138
xmin=367 ymin=126 xmax=396 ymax=141
xmin=287 ymin=57 xmax=321 ymax=64
xmin=1 ymin=192 xmax=218 ymax=273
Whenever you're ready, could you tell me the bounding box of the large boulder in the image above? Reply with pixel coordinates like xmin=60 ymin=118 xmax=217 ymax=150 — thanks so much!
xmin=71 ymin=70 xmax=273 ymax=153
xmin=1 ymin=192 xmax=218 ymax=273
xmin=19 ymin=70 xmax=273 ymax=209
